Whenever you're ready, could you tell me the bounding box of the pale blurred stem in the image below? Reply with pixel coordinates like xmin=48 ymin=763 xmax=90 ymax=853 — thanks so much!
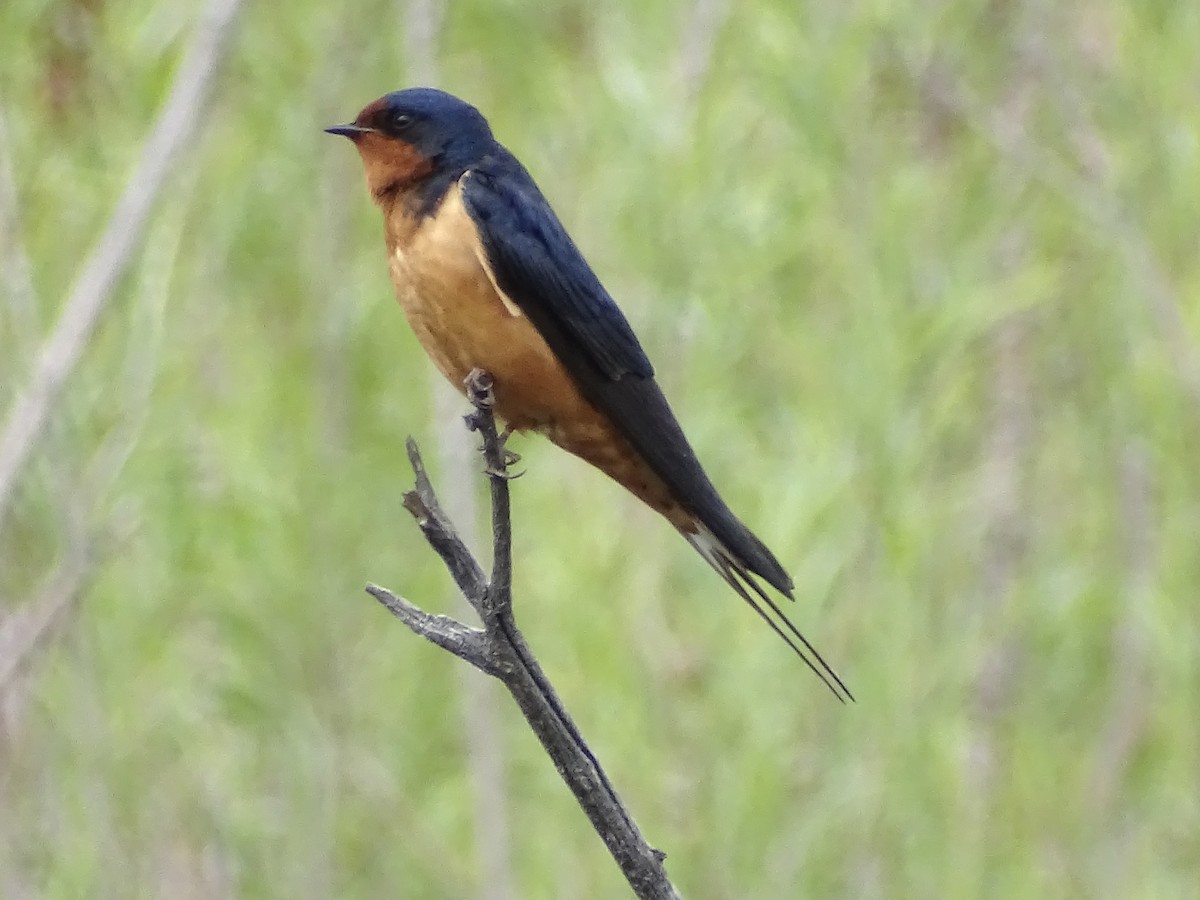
xmin=0 ymin=0 xmax=245 ymax=533
xmin=967 ymin=313 xmax=1032 ymax=814
xmin=0 ymin=557 xmax=89 ymax=701
xmin=0 ymin=111 xmax=39 ymax=337
xmin=1087 ymin=444 xmax=1153 ymax=818
xmin=395 ymin=4 xmax=514 ymax=896
xmin=366 ymin=369 xmax=682 ymax=900
xmin=676 ymin=0 xmax=730 ymax=111
xmin=0 ymin=120 xmax=89 ymax=724
xmin=0 ymin=0 xmax=240 ymax=757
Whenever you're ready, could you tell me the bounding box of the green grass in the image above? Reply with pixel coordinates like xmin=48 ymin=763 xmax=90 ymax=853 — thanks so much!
xmin=3 ymin=1 xmax=1199 ymax=897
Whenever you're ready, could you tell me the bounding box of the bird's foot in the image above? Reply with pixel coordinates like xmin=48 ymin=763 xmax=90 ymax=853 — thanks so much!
xmin=484 ymin=427 xmax=524 ymax=477
xmin=471 ymin=422 xmax=520 ymax=467
xmin=496 ymin=425 xmax=521 ymax=466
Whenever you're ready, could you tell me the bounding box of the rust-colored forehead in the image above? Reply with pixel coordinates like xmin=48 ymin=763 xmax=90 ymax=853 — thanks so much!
xmin=354 ymin=96 xmax=390 ymax=127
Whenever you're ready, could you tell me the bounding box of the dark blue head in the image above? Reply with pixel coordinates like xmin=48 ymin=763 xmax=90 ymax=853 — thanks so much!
xmin=326 ymin=88 xmax=495 ymax=188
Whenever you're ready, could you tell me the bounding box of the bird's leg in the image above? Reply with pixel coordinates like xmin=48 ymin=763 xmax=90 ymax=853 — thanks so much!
xmin=463 ymin=368 xmax=524 ymax=479
xmin=496 ymin=423 xmax=521 ymax=467
xmin=482 ymin=430 xmax=525 ymax=479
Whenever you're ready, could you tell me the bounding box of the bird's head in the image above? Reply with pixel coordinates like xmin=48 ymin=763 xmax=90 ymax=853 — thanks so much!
xmin=325 ymin=88 xmax=494 ymax=202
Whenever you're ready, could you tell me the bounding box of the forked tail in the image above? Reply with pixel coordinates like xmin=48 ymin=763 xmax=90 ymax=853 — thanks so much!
xmin=683 ymin=524 xmax=853 ymax=703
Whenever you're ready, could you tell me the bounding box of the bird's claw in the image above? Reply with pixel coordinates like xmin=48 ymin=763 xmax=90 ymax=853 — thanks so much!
xmin=484 ymin=465 xmax=525 ymax=480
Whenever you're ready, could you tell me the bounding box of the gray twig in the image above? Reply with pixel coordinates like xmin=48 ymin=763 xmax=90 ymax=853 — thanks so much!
xmin=368 ymin=368 xmax=683 ymax=900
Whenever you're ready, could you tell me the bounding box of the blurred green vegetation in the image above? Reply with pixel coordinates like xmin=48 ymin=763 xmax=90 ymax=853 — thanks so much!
xmin=2 ymin=0 xmax=1199 ymax=897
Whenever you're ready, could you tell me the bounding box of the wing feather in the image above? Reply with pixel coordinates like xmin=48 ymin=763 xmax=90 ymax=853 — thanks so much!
xmin=461 ymin=153 xmax=794 ymax=598
xmin=461 ymin=160 xmax=652 ymax=382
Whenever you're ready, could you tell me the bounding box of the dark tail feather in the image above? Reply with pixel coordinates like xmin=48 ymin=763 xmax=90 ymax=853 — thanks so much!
xmin=684 ymin=525 xmax=853 ymax=703
xmin=702 ymin=498 xmax=795 ymax=597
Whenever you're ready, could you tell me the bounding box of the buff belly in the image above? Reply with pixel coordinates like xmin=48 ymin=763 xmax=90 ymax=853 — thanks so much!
xmin=384 ymin=180 xmax=693 ymax=530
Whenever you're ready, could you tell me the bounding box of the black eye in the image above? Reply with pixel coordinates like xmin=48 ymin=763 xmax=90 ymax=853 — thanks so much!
xmin=390 ymin=112 xmax=414 ymax=131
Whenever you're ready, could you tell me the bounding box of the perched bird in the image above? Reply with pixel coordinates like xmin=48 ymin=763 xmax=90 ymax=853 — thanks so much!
xmin=327 ymin=88 xmax=850 ymax=700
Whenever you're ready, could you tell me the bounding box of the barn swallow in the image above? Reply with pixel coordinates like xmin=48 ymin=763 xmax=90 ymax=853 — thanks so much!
xmin=327 ymin=88 xmax=851 ymax=701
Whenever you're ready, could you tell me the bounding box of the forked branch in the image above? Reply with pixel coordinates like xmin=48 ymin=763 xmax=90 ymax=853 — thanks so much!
xmin=366 ymin=368 xmax=681 ymax=900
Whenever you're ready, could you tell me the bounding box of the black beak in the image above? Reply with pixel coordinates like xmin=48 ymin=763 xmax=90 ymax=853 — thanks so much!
xmin=324 ymin=124 xmax=375 ymax=138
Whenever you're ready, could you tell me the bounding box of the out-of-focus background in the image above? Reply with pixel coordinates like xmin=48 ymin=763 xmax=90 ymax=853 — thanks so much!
xmin=2 ymin=0 xmax=1198 ymax=897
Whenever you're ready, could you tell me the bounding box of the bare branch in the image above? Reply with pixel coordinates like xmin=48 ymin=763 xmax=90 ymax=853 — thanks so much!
xmin=366 ymin=584 xmax=496 ymax=675
xmin=401 ymin=437 xmax=488 ymax=611
xmin=367 ymin=369 xmax=682 ymax=900
xmin=463 ymin=371 xmax=513 ymax=621
xmin=0 ymin=0 xmax=245 ymax=531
